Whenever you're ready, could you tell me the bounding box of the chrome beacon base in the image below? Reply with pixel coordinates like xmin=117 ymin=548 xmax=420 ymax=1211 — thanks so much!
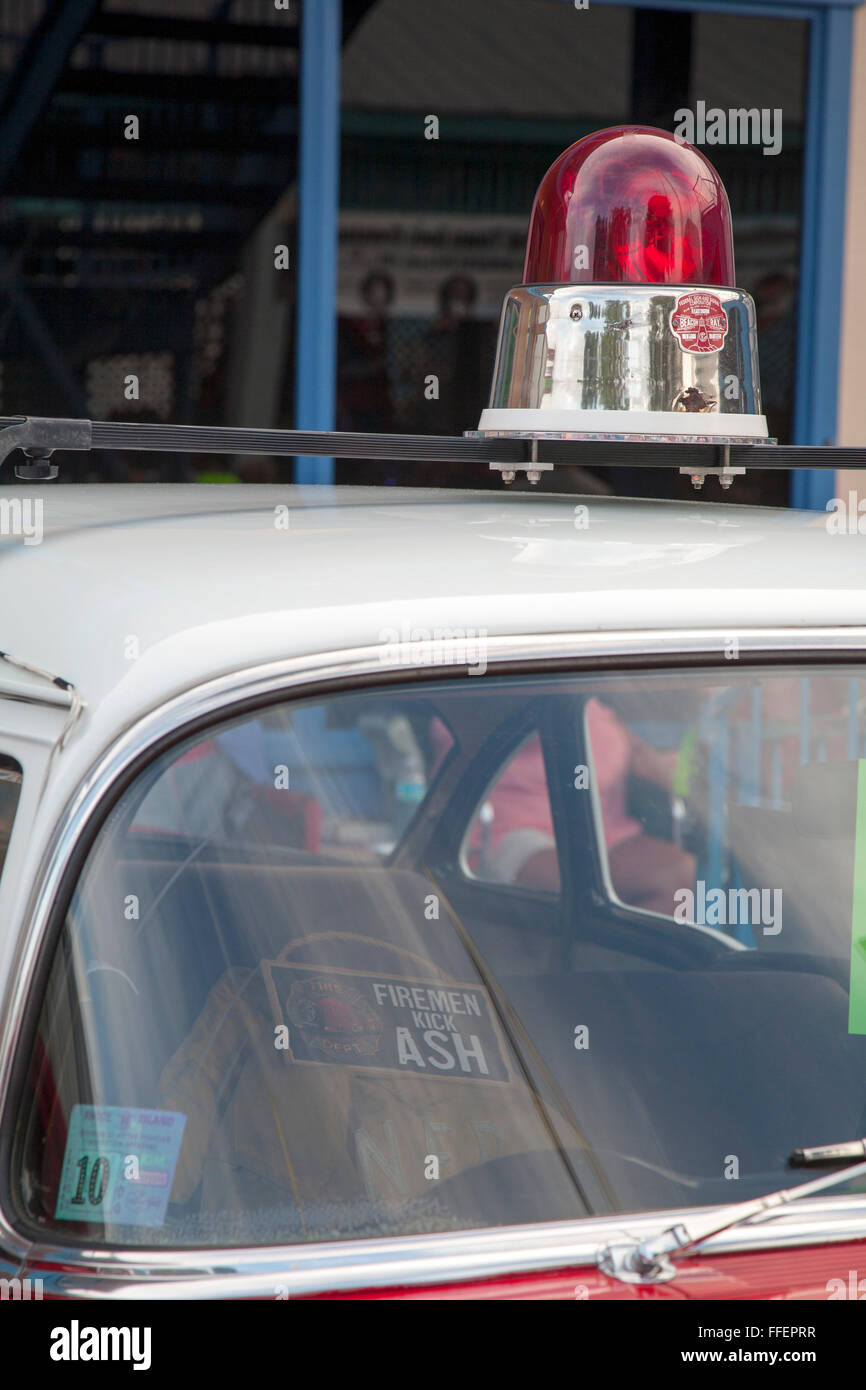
xmin=477 ymin=283 xmax=768 ymax=445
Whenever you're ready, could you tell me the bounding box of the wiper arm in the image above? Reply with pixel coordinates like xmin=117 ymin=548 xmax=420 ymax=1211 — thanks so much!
xmin=790 ymin=1137 xmax=866 ymax=1167
xmin=598 ymin=1143 xmax=866 ymax=1285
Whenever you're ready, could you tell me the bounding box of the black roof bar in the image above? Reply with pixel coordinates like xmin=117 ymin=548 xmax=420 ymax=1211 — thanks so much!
xmin=0 ymin=415 xmax=864 ymax=480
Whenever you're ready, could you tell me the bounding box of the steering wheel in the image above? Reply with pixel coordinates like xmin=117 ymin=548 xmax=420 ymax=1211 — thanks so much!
xmin=274 ymin=932 xmax=452 ymax=978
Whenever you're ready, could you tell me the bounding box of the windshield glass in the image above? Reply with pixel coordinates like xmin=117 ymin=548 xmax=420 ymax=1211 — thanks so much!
xmin=15 ymin=667 xmax=866 ymax=1247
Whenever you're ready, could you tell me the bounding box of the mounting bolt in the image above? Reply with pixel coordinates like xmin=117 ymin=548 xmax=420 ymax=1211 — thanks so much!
xmin=526 ymin=469 xmax=541 ymax=485
xmin=570 ymin=303 xmax=583 ymax=321
xmin=501 ymin=469 xmax=516 ymax=484
xmin=719 ymin=473 xmax=734 ymax=490
xmin=16 ymin=448 xmax=58 ymax=481
xmin=690 ymin=473 xmax=705 ymax=490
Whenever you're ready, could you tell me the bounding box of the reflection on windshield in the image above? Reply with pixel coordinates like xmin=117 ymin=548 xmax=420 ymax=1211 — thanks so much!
xmin=15 ymin=669 xmax=866 ymax=1247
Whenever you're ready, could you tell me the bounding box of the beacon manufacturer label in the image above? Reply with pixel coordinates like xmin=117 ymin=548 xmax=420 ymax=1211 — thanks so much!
xmin=670 ymin=292 xmax=729 ymax=354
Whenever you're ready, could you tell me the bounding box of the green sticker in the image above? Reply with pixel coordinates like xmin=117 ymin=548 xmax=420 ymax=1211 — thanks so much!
xmin=672 ymin=729 xmax=698 ymax=799
xmin=849 ymin=760 xmax=866 ymax=1033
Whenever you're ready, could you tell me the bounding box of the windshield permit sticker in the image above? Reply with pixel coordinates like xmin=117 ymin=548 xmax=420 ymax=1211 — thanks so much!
xmin=849 ymin=760 xmax=866 ymax=1034
xmin=263 ymin=962 xmax=511 ymax=1083
xmin=54 ymin=1105 xmax=186 ymax=1228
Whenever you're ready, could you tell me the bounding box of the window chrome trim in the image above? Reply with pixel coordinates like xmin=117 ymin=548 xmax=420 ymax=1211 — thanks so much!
xmin=17 ymin=1195 xmax=866 ymax=1300
xmin=2 ymin=625 xmax=866 ymax=1295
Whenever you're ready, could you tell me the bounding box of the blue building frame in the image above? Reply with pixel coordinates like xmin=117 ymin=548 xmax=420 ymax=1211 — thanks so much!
xmin=294 ymin=0 xmax=341 ymax=484
xmin=792 ymin=2 xmax=857 ymax=505
xmin=294 ymin=0 xmax=861 ymax=499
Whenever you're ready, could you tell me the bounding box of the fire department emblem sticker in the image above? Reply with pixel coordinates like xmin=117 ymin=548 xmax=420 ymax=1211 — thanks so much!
xmin=286 ymin=975 xmax=383 ymax=1060
xmin=669 ymin=292 xmax=728 ymax=354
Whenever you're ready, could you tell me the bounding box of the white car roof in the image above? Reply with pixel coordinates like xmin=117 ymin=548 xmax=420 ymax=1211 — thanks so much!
xmin=0 ymin=482 xmax=862 ymax=938
xmin=2 ymin=485 xmax=861 ymax=716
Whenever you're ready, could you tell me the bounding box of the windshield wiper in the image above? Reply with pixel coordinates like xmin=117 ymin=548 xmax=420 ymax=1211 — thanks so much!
xmin=790 ymin=1138 xmax=866 ymax=1167
xmin=598 ymin=1141 xmax=866 ymax=1285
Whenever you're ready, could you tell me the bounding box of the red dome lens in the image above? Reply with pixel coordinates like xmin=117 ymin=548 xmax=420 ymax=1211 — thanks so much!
xmin=523 ymin=126 xmax=735 ymax=287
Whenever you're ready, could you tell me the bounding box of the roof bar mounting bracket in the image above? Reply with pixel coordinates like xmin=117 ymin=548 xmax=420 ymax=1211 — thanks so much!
xmin=680 ymin=444 xmax=746 ymax=491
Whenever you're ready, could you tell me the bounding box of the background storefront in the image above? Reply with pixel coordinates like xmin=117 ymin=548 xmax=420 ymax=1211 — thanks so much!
xmin=0 ymin=0 xmax=861 ymax=501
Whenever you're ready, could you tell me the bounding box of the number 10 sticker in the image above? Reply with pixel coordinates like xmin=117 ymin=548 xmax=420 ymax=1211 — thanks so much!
xmin=55 ymin=1105 xmax=186 ymax=1228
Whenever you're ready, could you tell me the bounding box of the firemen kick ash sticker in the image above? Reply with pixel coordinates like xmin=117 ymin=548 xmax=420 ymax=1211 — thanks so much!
xmin=55 ymin=1105 xmax=186 ymax=1228
xmin=669 ymin=292 xmax=729 ymax=354
xmin=263 ymin=962 xmax=511 ymax=1082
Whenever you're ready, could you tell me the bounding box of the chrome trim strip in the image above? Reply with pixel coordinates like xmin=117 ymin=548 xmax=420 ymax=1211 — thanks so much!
xmin=19 ymin=1196 xmax=866 ymax=1300
xmin=2 ymin=625 xmax=866 ymax=1296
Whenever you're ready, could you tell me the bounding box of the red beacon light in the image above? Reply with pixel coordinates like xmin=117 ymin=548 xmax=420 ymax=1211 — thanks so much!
xmin=523 ymin=126 xmax=735 ymax=288
xmin=476 ymin=125 xmax=767 ymax=445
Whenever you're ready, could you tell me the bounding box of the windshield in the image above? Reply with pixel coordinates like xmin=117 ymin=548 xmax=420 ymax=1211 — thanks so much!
xmin=14 ymin=666 xmax=866 ymax=1247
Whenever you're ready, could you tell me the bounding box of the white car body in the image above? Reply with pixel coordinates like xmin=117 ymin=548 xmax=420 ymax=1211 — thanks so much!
xmin=1 ymin=482 xmax=865 ymax=1299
